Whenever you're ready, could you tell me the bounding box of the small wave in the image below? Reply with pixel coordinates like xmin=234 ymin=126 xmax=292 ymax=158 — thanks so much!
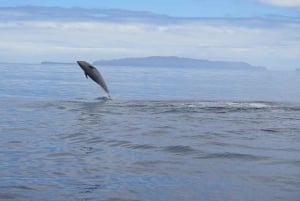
xmin=197 ymin=152 xmax=269 ymax=161
xmin=95 ymin=96 xmax=112 ymax=101
xmin=80 ymin=184 xmax=104 ymax=194
xmin=0 ymin=193 xmax=17 ymax=200
xmin=0 ymin=185 xmax=35 ymax=190
xmin=46 ymin=152 xmax=76 ymax=158
xmin=162 ymin=145 xmax=197 ymax=154
xmin=261 ymin=128 xmax=279 ymax=133
xmin=136 ymin=100 xmax=279 ymax=114
xmin=129 ymin=144 xmax=156 ymax=150
xmin=0 ymin=185 xmax=32 ymax=200
xmin=268 ymin=160 xmax=300 ymax=167
xmin=105 ymin=139 xmax=156 ymax=150
xmin=103 ymin=198 xmax=141 ymax=201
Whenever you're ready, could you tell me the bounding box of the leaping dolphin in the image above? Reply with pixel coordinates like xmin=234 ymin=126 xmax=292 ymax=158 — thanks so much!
xmin=77 ymin=61 xmax=110 ymax=95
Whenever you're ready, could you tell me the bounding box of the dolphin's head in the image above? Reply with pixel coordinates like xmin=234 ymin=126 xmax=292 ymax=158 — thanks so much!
xmin=77 ymin=61 xmax=92 ymax=72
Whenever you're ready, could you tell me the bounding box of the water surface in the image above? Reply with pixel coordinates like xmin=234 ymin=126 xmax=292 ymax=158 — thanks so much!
xmin=0 ymin=63 xmax=299 ymax=201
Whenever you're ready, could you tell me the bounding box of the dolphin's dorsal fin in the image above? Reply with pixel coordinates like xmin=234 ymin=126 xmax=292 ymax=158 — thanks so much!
xmin=85 ymin=72 xmax=88 ymax=79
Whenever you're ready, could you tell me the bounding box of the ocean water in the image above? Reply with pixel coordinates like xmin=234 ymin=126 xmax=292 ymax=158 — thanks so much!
xmin=0 ymin=63 xmax=300 ymax=201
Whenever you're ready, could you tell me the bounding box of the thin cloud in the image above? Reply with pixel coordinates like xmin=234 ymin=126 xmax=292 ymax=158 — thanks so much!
xmin=258 ymin=0 xmax=300 ymax=7
xmin=0 ymin=6 xmax=176 ymax=24
xmin=0 ymin=6 xmax=299 ymax=70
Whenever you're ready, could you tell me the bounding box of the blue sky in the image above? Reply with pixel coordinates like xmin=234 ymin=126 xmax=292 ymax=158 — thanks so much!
xmin=1 ymin=0 xmax=300 ymax=17
xmin=0 ymin=0 xmax=299 ymax=69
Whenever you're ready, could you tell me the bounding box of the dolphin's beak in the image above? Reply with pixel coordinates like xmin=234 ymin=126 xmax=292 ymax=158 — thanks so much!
xmin=77 ymin=61 xmax=87 ymax=71
xmin=77 ymin=61 xmax=83 ymax=67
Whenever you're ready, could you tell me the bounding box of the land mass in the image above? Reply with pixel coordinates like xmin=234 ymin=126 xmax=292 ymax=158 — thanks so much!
xmin=41 ymin=61 xmax=75 ymax=65
xmin=94 ymin=56 xmax=266 ymax=70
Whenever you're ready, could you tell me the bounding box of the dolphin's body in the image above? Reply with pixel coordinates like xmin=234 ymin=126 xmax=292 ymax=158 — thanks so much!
xmin=77 ymin=61 xmax=110 ymax=95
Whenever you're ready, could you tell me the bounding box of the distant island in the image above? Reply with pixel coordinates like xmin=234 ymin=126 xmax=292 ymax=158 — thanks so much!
xmin=41 ymin=61 xmax=75 ymax=65
xmin=41 ymin=56 xmax=266 ymax=70
xmin=94 ymin=56 xmax=266 ymax=70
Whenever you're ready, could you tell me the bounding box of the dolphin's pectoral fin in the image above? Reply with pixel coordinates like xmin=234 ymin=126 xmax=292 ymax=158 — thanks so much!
xmin=85 ymin=72 xmax=88 ymax=79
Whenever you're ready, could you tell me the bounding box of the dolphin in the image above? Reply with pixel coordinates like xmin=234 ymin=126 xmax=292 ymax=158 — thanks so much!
xmin=77 ymin=61 xmax=110 ymax=95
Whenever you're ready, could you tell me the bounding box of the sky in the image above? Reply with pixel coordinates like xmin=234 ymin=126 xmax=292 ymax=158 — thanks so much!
xmin=0 ymin=0 xmax=299 ymax=70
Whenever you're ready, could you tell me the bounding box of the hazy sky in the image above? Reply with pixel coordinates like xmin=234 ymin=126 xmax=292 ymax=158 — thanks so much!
xmin=0 ymin=0 xmax=299 ymax=70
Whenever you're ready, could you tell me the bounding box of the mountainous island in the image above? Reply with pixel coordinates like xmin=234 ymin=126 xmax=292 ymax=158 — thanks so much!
xmin=94 ymin=56 xmax=266 ymax=70
xmin=41 ymin=56 xmax=266 ymax=70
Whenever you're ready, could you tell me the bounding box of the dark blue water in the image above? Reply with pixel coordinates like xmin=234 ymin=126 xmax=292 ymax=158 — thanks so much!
xmin=0 ymin=63 xmax=300 ymax=201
